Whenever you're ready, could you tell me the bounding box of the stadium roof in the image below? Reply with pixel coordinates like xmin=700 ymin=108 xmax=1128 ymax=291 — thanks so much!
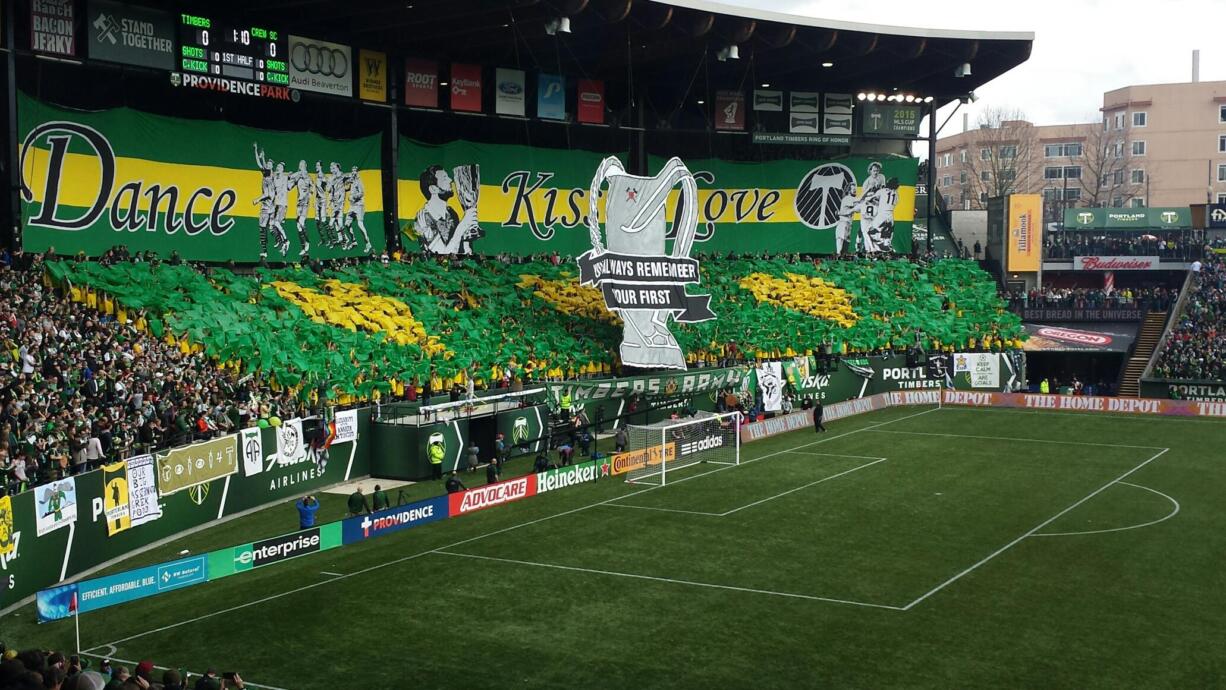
xmin=221 ymin=0 xmax=1032 ymax=102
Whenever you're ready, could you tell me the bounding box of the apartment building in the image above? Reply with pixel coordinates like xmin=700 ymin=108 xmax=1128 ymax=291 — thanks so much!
xmin=935 ymin=72 xmax=1226 ymax=211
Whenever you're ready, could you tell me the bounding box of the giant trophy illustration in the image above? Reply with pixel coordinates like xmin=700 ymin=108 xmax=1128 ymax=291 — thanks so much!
xmin=580 ymin=157 xmax=714 ymax=370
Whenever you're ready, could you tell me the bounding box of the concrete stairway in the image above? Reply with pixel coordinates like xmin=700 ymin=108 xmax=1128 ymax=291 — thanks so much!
xmin=1119 ymin=311 xmax=1169 ymax=397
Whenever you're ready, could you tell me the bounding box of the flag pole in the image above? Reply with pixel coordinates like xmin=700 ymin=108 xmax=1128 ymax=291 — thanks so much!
xmin=74 ymin=600 xmax=81 ymax=656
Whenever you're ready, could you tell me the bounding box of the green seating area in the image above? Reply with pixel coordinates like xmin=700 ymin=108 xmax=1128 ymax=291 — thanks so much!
xmin=44 ymin=257 xmax=1022 ymax=402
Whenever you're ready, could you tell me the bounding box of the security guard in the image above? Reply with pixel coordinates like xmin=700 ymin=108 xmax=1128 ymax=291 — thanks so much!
xmin=428 ymin=442 xmax=445 ymax=480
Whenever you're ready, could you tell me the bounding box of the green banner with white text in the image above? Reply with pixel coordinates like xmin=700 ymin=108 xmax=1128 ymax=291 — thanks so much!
xmin=18 ymin=93 xmax=385 ymax=262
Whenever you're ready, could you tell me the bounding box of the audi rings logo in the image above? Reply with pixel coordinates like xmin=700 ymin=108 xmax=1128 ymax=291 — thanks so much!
xmin=291 ymin=42 xmax=349 ymax=77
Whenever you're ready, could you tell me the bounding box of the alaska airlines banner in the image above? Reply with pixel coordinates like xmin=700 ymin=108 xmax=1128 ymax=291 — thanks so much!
xmin=18 ymin=94 xmax=385 ymax=262
xmin=398 ymin=137 xmax=916 ymax=256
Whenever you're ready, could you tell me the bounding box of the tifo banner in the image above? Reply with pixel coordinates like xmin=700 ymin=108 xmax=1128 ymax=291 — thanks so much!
xmin=33 ymin=478 xmax=77 ymax=537
xmin=757 ymin=362 xmax=784 ymax=411
xmin=274 ymin=418 xmax=309 ymax=467
xmin=156 ymin=435 xmax=238 ymax=496
xmin=288 ymin=35 xmax=353 ymax=97
xmin=399 ymin=138 xmax=915 ymax=256
xmin=399 ymin=138 xmax=617 ymax=256
xmin=1072 ymin=256 xmax=1160 ymax=271
xmin=1022 ymin=323 xmax=1137 ymax=352
xmin=653 ymin=153 xmax=918 ymax=255
xmin=341 ymin=496 xmax=448 ymax=543
xmin=18 ymin=93 xmax=385 ymax=262
xmin=101 ymin=460 xmax=131 ymax=537
xmin=87 ymin=0 xmax=175 ymax=70
xmin=449 ymin=474 xmax=537 ymax=516
xmin=125 ymin=454 xmax=162 ymax=528
xmin=1007 ymin=194 xmax=1042 ymax=272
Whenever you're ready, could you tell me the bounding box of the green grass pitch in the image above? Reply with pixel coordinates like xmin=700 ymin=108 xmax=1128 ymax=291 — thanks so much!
xmin=5 ymin=404 xmax=1225 ymax=689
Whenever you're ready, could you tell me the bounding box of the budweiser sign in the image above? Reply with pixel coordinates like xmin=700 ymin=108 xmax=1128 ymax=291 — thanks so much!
xmin=1036 ymin=327 xmax=1111 ymax=346
xmin=1073 ymin=256 xmax=1159 ymax=271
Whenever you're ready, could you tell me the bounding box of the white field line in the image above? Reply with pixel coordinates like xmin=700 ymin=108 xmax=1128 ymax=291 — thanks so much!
xmin=603 ymin=504 xmax=724 ymax=516
xmin=867 ymin=428 xmax=1166 ymax=450
xmin=1031 ymin=481 xmax=1181 ymax=537
xmin=87 ymin=407 xmax=937 ymax=653
xmin=431 ymin=550 xmax=905 ymax=611
xmin=718 ymin=458 xmax=886 ymax=516
xmin=76 ymin=652 xmax=289 ymax=690
xmin=783 ymin=451 xmax=886 ymax=460
xmin=319 ymin=571 xmax=345 ymax=577
xmin=902 ymin=447 xmax=1170 ymax=611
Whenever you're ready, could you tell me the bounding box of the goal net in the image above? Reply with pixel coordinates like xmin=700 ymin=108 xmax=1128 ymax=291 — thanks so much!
xmin=621 ymin=411 xmax=741 ymax=485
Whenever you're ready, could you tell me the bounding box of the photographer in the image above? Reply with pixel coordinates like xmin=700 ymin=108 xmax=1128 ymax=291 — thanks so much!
xmin=295 ymin=495 xmax=320 ymax=530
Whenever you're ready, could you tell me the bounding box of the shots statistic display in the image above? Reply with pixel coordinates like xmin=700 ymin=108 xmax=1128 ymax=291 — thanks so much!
xmin=178 ymin=13 xmax=288 ymax=87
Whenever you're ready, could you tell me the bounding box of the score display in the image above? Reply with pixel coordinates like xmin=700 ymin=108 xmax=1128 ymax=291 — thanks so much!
xmin=178 ymin=14 xmax=289 ymax=86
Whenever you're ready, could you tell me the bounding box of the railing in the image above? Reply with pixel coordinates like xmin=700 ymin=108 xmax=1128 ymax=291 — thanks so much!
xmin=1141 ymin=269 xmax=1198 ymax=382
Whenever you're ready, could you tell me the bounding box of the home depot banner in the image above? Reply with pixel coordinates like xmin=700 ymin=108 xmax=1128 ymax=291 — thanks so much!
xmin=399 ymin=137 xmax=917 ymax=256
xmin=18 ymin=94 xmax=385 ymax=262
xmin=1007 ymin=194 xmax=1042 ymax=272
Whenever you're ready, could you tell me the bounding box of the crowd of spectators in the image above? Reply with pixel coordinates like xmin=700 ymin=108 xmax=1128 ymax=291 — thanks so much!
xmin=0 ymin=644 xmax=245 ymax=689
xmin=1 ymin=252 xmax=308 ymax=497
xmin=1002 ymin=285 xmax=1175 ymax=311
xmin=1043 ymin=231 xmax=1204 ymax=260
xmin=1152 ymin=254 xmax=1226 ymax=382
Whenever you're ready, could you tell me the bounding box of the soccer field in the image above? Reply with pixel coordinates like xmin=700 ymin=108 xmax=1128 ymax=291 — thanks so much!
xmin=7 ymin=404 xmax=1226 ymax=689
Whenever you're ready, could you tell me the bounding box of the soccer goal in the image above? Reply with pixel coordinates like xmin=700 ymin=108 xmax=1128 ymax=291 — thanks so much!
xmin=622 ymin=411 xmax=741 ymax=485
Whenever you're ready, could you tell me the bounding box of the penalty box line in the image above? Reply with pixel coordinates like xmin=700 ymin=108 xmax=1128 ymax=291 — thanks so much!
xmin=431 ymin=550 xmax=906 ymax=611
xmin=609 ymin=456 xmax=887 ymax=517
xmin=902 ymin=447 xmax=1171 ymax=611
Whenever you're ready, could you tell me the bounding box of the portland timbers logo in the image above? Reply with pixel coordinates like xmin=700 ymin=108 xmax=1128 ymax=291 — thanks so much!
xmin=795 ymin=163 xmax=856 ymax=230
xmin=187 ymin=482 xmax=210 ymax=506
xmin=427 ymin=432 xmax=447 ymax=457
xmin=512 ymin=417 xmax=529 ymax=444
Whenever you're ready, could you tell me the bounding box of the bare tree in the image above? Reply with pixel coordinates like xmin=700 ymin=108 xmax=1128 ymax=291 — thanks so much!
xmin=957 ymin=107 xmax=1041 ymax=209
xmin=1069 ymin=115 xmax=1147 ymax=208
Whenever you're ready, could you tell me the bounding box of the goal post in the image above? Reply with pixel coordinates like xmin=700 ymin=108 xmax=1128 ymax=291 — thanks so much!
xmin=621 ymin=411 xmax=741 ymax=486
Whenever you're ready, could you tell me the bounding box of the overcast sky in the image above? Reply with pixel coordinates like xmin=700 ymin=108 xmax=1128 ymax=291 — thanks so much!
xmin=733 ymin=0 xmax=1223 ymax=130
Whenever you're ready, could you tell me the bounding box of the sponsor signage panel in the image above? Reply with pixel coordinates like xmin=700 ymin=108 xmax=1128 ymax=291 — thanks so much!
xmin=32 ymin=0 xmax=75 ymax=56
xmin=87 ymin=0 xmax=174 ymax=69
xmin=450 ymin=63 xmax=483 ymax=112
xmin=609 ymin=443 xmax=676 ymax=476
xmin=1063 ymin=207 xmax=1190 ymax=230
xmin=156 ymin=435 xmax=238 ymax=496
xmin=233 ymin=523 xmax=342 ymax=572
xmin=404 ymin=59 xmax=439 ymax=107
xmin=576 ymin=79 xmax=605 ymax=124
xmin=536 ymin=460 xmax=604 ymax=494
xmin=1073 ymin=256 xmax=1160 ymax=271
xmin=1022 ymin=323 xmax=1136 ymax=352
xmin=494 ymin=67 xmax=526 ymax=116
xmin=357 ymin=49 xmax=387 ymax=102
xmin=449 ymin=474 xmax=537 ymax=515
xmin=941 ymin=390 xmax=1226 ymax=418
xmin=1007 ymin=194 xmax=1042 ymax=272
xmin=288 ymin=35 xmax=353 ymax=97
xmin=1208 ymin=203 xmax=1226 ymax=229
xmin=537 ymin=73 xmax=566 ymax=120
xmin=342 ymin=495 xmax=447 ymax=543
xmin=714 ymin=90 xmax=745 ymax=131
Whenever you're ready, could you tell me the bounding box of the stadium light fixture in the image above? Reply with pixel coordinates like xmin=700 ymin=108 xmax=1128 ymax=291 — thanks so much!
xmin=821 ymin=61 xmax=834 ymax=68
xmin=546 ymin=17 xmax=571 ymax=35
xmin=955 ymin=62 xmax=972 ymax=78
xmin=876 ymin=94 xmax=887 ymax=101
xmin=924 ymin=96 xmax=934 ymax=103
xmin=761 ymin=83 xmax=770 ymax=88
xmin=717 ymin=44 xmax=740 ymax=61
xmin=858 ymin=92 xmax=870 ymax=101
xmin=904 ymin=95 xmax=915 ymax=103
xmin=697 ymin=99 xmax=705 ymax=105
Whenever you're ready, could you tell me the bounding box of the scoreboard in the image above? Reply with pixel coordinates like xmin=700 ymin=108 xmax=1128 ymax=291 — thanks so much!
xmin=178 ymin=13 xmax=289 ymax=86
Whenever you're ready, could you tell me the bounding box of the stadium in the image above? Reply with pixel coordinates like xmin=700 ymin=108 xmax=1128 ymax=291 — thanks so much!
xmin=1 ymin=1 xmax=1224 ymax=688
